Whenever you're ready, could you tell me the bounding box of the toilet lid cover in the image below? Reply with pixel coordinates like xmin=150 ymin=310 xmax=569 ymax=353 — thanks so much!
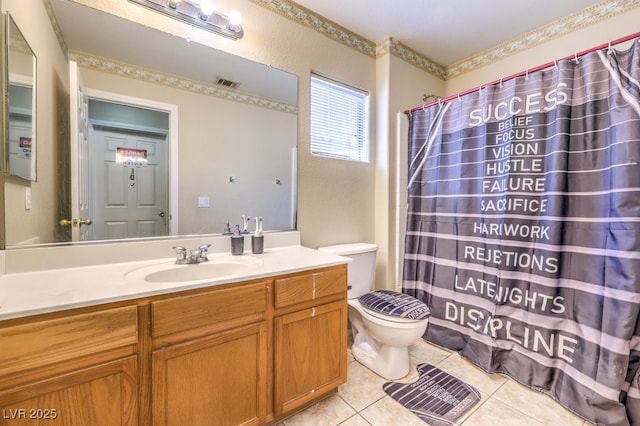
xmin=358 ymin=290 xmax=430 ymax=320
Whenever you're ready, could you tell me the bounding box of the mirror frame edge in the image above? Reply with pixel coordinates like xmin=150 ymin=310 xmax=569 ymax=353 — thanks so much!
xmin=1 ymin=6 xmax=7 ymax=250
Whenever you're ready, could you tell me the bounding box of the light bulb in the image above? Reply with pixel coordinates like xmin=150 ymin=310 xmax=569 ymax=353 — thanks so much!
xmin=199 ymin=0 xmax=214 ymax=17
xmin=167 ymin=0 xmax=181 ymax=9
xmin=228 ymin=10 xmax=241 ymax=27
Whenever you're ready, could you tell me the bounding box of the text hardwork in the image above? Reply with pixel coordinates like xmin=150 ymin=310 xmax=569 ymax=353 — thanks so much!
xmin=473 ymin=222 xmax=550 ymax=240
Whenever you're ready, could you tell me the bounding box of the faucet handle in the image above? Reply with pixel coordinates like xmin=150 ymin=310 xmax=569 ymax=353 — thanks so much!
xmin=172 ymin=246 xmax=187 ymax=262
xmin=198 ymin=244 xmax=211 ymax=261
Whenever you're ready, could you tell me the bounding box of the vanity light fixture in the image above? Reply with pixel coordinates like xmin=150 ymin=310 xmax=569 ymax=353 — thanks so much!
xmin=129 ymin=0 xmax=243 ymax=40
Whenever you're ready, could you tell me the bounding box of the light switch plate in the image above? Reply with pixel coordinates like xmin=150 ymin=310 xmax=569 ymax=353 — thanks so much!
xmin=198 ymin=196 xmax=210 ymax=208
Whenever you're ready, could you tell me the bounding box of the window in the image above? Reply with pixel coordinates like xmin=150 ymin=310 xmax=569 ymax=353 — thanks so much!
xmin=310 ymin=73 xmax=370 ymax=162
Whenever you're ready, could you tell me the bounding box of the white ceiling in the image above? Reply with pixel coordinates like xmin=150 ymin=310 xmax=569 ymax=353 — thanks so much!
xmin=293 ymin=0 xmax=604 ymax=66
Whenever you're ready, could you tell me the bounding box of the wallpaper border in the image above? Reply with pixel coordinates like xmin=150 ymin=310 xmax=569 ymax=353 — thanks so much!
xmin=251 ymin=0 xmax=640 ymax=80
xmin=69 ymin=52 xmax=298 ymax=114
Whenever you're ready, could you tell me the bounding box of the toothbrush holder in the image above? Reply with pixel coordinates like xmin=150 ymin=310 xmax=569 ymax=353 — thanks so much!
xmin=251 ymin=235 xmax=264 ymax=254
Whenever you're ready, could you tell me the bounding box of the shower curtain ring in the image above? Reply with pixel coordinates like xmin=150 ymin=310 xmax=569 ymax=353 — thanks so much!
xmin=499 ymin=78 xmax=503 ymax=88
xmin=574 ymin=53 xmax=580 ymax=64
xmin=457 ymin=93 xmax=461 ymax=102
xmin=525 ymin=69 xmax=529 ymax=80
xmin=607 ymin=41 xmax=613 ymax=54
xmin=554 ymin=60 xmax=558 ymax=69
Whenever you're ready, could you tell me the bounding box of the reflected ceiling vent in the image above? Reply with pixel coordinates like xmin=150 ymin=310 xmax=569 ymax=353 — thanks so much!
xmin=215 ymin=77 xmax=241 ymax=89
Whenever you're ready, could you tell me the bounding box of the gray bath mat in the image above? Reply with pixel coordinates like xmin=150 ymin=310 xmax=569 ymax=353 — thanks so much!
xmin=383 ymin=364 xmax=481 ymax=425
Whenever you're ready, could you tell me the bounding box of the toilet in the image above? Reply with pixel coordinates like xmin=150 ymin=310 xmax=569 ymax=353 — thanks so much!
xmin=318 ymin=243 xmax=430 ymax=380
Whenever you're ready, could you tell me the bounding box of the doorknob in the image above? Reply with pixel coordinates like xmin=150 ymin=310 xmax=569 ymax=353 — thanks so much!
xmin=158 ymin=211 xmax=165 ymax=218
xmin=59 ymin=218 xmax=92 ymax=227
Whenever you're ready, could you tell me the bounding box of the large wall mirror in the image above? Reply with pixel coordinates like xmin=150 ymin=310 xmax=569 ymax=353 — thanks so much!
xmin=6 ymin=13 xmax=36 ymax=182
xmin=2 ymin=0 xmax=298 ymax=248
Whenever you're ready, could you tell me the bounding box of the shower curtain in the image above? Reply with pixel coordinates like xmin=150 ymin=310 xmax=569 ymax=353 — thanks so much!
xmin=403 ymin=39 xmax=640 ymax=425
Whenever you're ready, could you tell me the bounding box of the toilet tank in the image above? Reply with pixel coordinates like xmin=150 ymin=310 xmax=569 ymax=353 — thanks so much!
xmin=318 ymin=243 xmax=377 ymax=299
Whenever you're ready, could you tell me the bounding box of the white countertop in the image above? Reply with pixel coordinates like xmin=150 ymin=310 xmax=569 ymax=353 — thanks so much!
xmin=0 ymin=245 xmax=349 ymax=321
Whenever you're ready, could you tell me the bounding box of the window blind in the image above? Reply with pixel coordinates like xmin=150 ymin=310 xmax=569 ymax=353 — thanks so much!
xmin=310 ymin=74 xmax=369 ymax=162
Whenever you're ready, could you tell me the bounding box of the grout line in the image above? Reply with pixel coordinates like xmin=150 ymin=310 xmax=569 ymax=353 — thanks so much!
xmin=337 ymin=413 xmax=372 ymax=425
xmin=456 ymin=393 xmax=491 ymax=425
xmin=341 ymin=391 xmax=387 ymax=413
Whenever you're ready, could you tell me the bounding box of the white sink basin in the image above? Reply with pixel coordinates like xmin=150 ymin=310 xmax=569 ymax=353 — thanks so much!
xmin=125 ymin=256 xmax=262 ymax=284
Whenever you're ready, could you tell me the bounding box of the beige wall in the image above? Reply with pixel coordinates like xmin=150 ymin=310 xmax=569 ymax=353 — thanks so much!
xmin=445 ymin=9 xmax=640 ymax=95
xmin=375 ymin=53 xmax=444 ymax=290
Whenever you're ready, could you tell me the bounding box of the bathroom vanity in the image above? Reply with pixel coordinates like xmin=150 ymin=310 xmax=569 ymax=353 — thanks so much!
xmin=0 ymin=245 xmax=348 ymax=425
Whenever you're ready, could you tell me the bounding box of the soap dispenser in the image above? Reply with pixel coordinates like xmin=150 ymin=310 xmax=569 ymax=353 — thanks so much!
xmin=230 ymin=224 xmax=244 ymax=255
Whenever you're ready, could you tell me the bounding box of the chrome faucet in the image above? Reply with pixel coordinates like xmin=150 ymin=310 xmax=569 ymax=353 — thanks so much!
xmin=196 ymin=244 xmax=211 ymax=262
xmin=173 ymin=244 xmax=211 ymax=264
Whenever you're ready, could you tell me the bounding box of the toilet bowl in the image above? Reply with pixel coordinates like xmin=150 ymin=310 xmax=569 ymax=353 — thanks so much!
xmin=318 ymin=243 xmax=430 ymax=380
xmin=348 ymin=298 xmax=428 ymax=379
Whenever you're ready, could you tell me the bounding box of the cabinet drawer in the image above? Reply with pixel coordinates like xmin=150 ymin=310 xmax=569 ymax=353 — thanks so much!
xmin=274 ymin=267 xmax=346 ymax=309
xmin=0 ymin=305 xmax=138 ymax=377
xmin=152 ymin=281 xmax=267 ymax=338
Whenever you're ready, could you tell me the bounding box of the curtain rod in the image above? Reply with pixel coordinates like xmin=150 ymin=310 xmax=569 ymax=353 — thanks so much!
xmin=404 ymin=31 xmax=640 ymax=115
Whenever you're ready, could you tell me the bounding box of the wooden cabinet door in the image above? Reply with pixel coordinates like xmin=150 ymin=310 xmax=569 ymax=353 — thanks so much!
xmin=273 ymin=300 xmax=348 ymax=415
xmin=0 ymin=356 xmax=138 ymax=426
xmin=152 ymin=322 xmax=267 ymax=426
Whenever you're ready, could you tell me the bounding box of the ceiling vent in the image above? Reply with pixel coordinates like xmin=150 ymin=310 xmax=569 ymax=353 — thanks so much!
xmin=215 ymin=77 xmax=241 ymax=89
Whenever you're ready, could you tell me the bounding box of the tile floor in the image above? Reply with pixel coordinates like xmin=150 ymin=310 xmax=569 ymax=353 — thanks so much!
xmin=277 ymin=338 xmax=595 ymax=426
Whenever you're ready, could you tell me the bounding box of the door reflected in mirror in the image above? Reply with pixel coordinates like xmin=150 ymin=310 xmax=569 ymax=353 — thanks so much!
xmin=65 ymin=64 xmax=175 ymax=243
xmin=87 ymin=98 xmax=170 ymax=241
xmin=6 ymin=13 xmax=36 ymax=182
